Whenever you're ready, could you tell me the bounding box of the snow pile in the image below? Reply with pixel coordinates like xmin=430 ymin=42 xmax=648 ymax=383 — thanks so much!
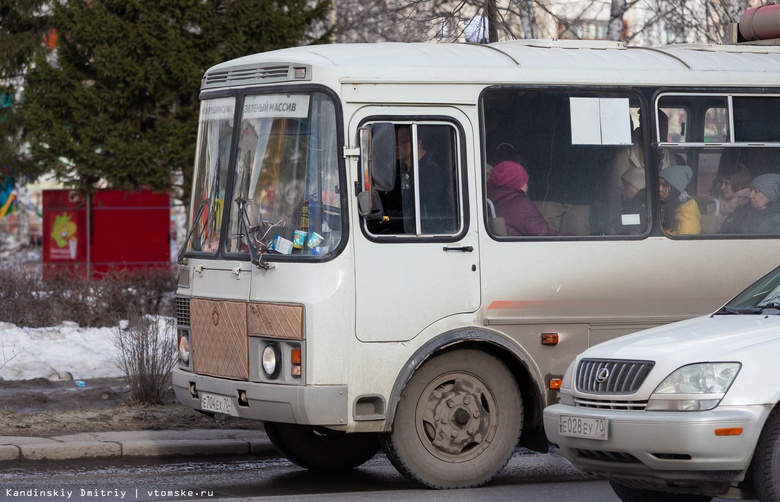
xmin=0 ymin=232 xmax=40 ymax=265
xmin=0 ymin=322 xmax=123 ymax=381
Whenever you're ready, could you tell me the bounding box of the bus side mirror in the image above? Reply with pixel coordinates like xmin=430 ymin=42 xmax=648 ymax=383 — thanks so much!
xmin=357 ymin=190 xmax=385 ymax=220
xmin=369 ymin=123 xmax=396 ymax=192
xmin=358 ymin=123 xmax=395 ymax=221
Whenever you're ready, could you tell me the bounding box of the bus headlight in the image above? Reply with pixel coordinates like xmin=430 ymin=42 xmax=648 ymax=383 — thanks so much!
xmin=178 ymin=333 xmax=191 ymax=364
xmin=262 ymin=343 xmax=282 ymax=379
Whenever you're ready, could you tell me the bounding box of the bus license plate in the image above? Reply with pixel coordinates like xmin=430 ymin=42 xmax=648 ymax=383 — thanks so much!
xmin=201 ymin=392 xmax=233 ymax=415
xmin=559 ymin=415 xmax=608 ymax=440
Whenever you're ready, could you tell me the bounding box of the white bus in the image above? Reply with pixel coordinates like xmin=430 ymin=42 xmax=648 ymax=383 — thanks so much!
xmin=173 ymin=39 xmax=780 ymax=488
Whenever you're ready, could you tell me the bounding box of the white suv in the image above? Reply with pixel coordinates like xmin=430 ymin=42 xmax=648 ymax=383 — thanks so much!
xmin=544 ymin=266 xmax=780 ymax=502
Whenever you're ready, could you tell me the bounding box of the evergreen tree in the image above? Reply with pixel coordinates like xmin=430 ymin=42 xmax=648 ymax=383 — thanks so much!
xmin=0 ymin=0 xmax=50 ymax=178
xmin=18 ymin=0 xmax=330 ymax=198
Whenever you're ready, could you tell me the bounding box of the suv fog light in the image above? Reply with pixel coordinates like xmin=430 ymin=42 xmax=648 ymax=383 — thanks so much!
xmin=178 ymin=334 xmax=191 ymax=364
xmin=262 ymin=344 xmax=281 ymax=378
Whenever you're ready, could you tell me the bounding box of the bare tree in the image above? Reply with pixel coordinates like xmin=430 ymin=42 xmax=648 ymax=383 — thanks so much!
xmin=626 ymin=0 xmax=759 ymax=45
xmin=321 ymin=0 xmax=762 ymax=46
xmin=607 ymin=0 xmax=632 ymax=40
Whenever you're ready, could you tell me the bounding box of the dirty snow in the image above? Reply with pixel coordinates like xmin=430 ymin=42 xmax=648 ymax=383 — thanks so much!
xmin=0 ymin=322 xmax=125 ymax=381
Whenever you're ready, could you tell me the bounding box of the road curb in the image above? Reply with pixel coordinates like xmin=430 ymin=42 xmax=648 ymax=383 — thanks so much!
xmin=0 ymin=430 xmax=276 ymax=463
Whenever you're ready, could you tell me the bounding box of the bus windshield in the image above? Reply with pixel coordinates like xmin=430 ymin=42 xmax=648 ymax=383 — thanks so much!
xmin=186 ymin=91 xmax=342 ymax=261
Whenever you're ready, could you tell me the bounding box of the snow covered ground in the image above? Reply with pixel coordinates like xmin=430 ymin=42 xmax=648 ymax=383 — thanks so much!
xmin=0 ymin=322 xmax=124 ymax=381
xmin=0 ymin=232 xmax=176 ymax=381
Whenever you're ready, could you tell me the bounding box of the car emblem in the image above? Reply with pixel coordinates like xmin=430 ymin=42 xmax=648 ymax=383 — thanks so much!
xmin=595 ymin=367 xmax=610 ymax=383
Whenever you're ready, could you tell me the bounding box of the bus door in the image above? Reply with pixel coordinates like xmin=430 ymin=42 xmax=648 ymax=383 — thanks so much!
xmin=352 ymin=115 xmax=479 ymax=342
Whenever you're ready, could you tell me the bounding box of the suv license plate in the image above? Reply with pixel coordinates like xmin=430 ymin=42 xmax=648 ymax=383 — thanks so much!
xmin=201 ymin=392 xmax=234 ymax=416
xmin=559 ymin=415 xmax=608 ymax=440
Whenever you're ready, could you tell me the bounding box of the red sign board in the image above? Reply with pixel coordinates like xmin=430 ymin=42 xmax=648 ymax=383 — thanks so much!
xmin=43 ymin=189 xmax=170 ymax=278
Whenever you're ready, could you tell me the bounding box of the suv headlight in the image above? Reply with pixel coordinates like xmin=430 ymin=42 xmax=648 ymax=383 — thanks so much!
xmin=646 ymin=362 xmax=741 ymax=411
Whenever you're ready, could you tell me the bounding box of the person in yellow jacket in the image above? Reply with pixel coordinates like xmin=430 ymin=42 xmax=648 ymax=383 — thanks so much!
xmin=659 ymin=165 xmax=701 ymax=235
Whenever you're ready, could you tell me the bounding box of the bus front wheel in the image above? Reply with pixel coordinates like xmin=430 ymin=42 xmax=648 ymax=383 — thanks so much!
xmin=264 ymin=422 xmax=380 ymax=471
xmin=381 ymin=349 xmax=523 ymax=488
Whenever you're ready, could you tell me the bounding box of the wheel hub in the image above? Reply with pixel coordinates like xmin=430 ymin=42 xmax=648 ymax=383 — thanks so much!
xmin=418 ymin=373 xmax=495 ymax=460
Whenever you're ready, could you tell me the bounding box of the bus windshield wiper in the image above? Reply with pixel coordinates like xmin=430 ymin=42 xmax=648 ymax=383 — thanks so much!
xmin=235 ymin=197 xmax=271 ymax=270
xmin=177 ymin=199 xmax=207 ymax=264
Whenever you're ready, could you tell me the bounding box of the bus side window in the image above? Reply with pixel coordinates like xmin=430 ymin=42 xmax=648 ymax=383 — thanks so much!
xmin=659 ymin=94 xmax=780 ymax=236
xmin=483 ymin=89 xmax=646 ymax=238
xmin=366 ymin=123 xmax=461 ymax=237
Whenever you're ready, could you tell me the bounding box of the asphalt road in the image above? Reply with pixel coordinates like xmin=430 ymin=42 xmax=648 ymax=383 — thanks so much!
xmin=0 ymin=448 xmax=745 ymax=502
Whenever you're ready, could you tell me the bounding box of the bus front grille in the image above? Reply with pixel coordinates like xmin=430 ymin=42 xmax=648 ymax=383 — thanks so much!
xmin=175 ymin=296 xmax=190 ymax=328
xmin=189 ymin=298 xmax=248 ymax=380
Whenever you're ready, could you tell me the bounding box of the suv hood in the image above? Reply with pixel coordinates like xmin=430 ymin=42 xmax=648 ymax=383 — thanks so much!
xmin=583 ymin=314 xmax=780 ymax=362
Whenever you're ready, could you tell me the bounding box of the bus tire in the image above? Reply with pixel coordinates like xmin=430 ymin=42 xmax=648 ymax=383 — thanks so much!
xmin=609 ymin=481 xmax=712 ymax=502
xmin=751 ymin=408 xmax=780 ymax=502
xmin=264 ymin=422 xmax=380 ymax=471
xmin=381 ymin=349 xmax=522 ymax=488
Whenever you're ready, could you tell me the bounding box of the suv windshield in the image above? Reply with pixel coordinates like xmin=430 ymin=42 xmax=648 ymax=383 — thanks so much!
xmin=718 ymin=267 xmax=780 ymax=314
xmin=184 ymin=92 xmax=343 ymax=261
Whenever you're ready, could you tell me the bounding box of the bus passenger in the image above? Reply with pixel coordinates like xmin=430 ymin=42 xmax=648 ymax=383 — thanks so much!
xmin=713 ymin=164 xmax=751 ymax=234
xmin=487 ymin=161 xmax=570 ymax=236
xmin=659 ymin=165 xmax=701 ymax=235
xmin=741 ymin=173 xmax=780 ymax=234
xmin=609 ymin=167 xmax=646 ymax=235
xmin=397 ymin=127 xmax=448 ymax=233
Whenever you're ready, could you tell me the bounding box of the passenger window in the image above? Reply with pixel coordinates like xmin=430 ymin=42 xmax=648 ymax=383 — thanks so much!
xmin=704 ymin=106 xmax=728 ymax=143
xmin=657 ymin=94 xmax=780 ymax=237
xmin=483 ymin=89 xmax=646 ymax=237
xmin=482 ymin=90 xmax=780 ymax=239
xmin=733 ymin=96 xmax=780 ymax=142
xmin=362 ymin=122 xmax=461 ymax=237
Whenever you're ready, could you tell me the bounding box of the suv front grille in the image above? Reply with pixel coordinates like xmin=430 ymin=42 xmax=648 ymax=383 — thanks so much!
xmin=576 ymin=359 xmax=654 ymax=394
xmin=574 ymin=397 xmax=648 ymax=410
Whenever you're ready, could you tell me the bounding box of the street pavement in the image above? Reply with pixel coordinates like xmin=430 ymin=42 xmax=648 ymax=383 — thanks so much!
xmin=0 ymin=429 xmax=276 ymax=463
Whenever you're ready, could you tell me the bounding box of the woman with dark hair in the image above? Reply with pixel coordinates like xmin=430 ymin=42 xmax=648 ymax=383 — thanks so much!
xmin=659 ymin=165 xmax=701 ymax=235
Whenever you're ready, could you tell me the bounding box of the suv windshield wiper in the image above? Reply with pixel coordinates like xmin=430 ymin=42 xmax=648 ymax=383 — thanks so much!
xmin=757 ymin=302 xmax=780 ymax=314
xmin=714 ymin=305 xmax=763 ymax=315
xmin=714 ymin=303 xmax=780 ymax=315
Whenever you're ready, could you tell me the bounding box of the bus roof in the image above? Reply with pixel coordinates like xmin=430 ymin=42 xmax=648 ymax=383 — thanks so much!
xmin=203 ymin=40 xmax=780 ymax=90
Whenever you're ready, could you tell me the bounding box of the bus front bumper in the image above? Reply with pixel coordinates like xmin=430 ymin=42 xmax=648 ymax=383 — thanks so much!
xmin=172 ymin=367 xmax=348 ymax=426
